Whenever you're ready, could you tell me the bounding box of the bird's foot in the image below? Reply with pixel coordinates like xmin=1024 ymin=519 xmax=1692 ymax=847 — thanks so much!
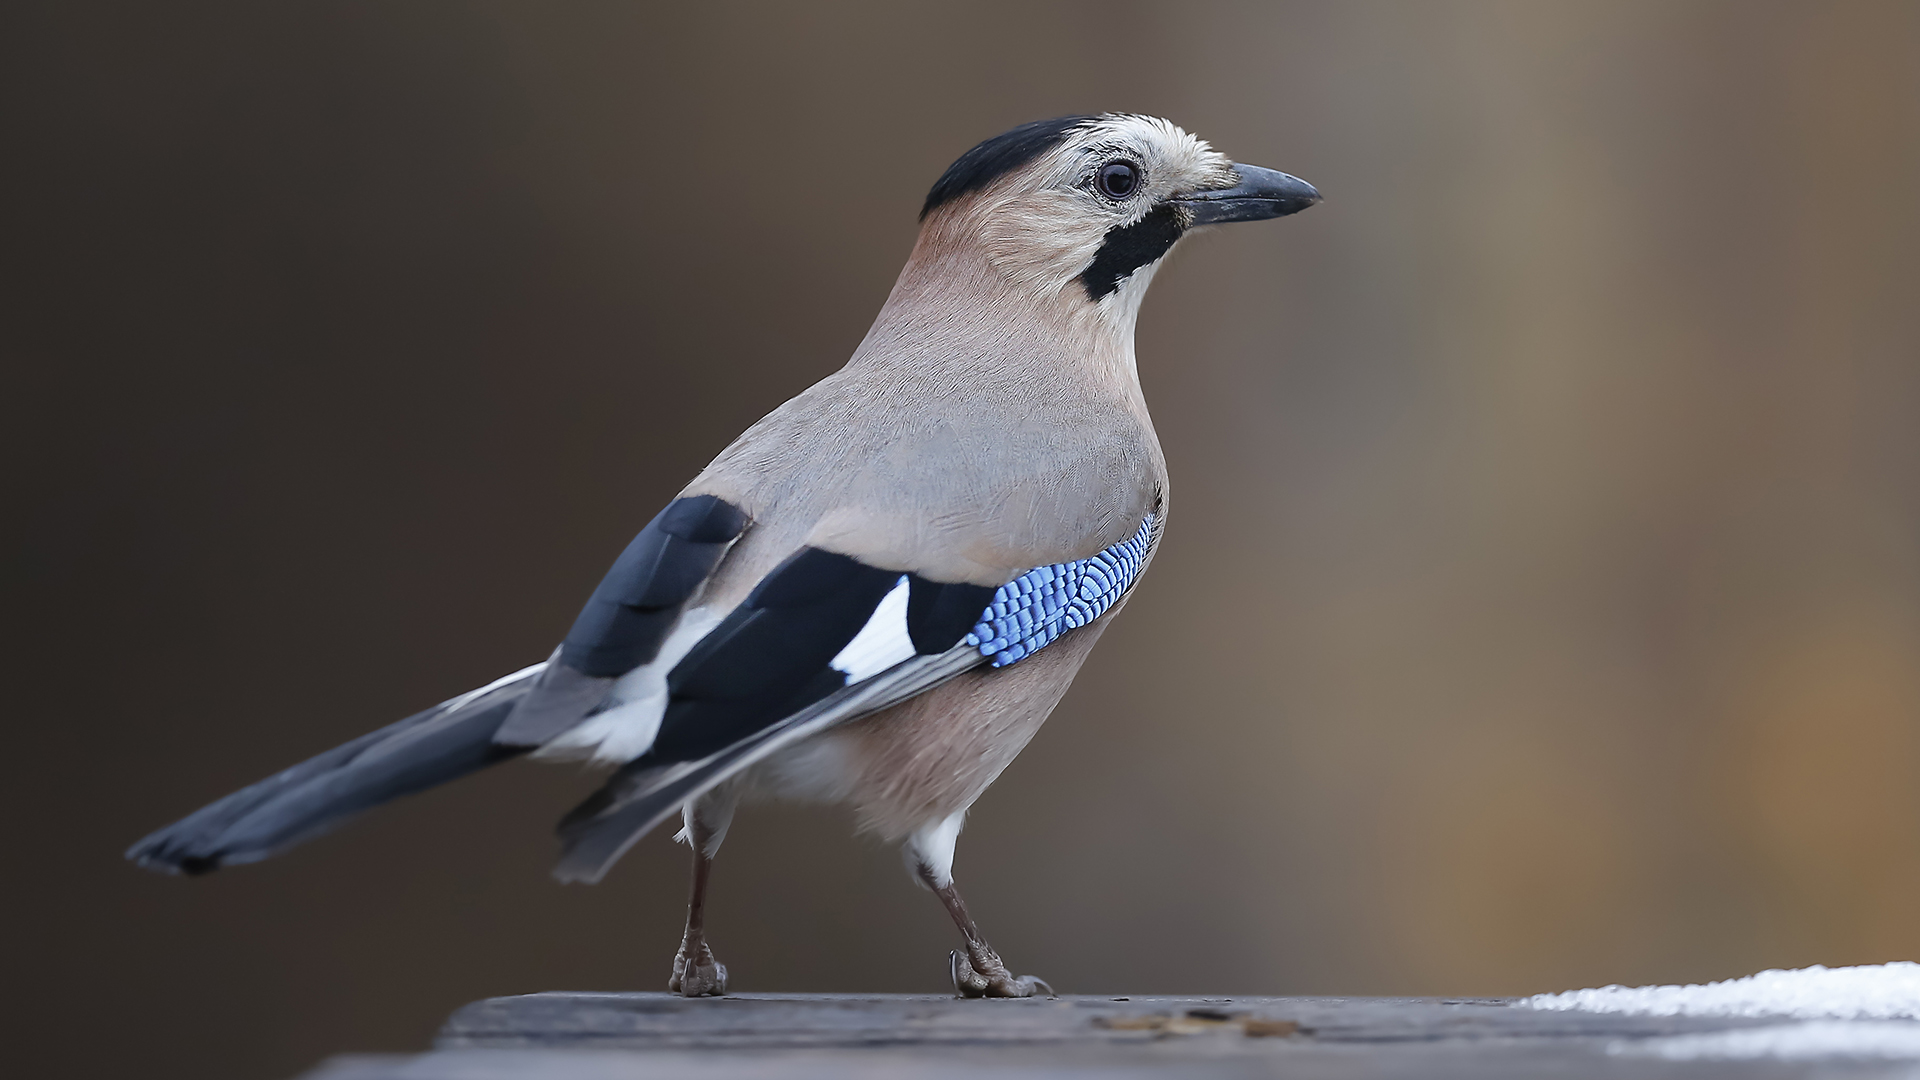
xmin=950 ymin=945 xmax=1053 ymax=999
xmin=668 ymin=932 xmax=729 ymax=997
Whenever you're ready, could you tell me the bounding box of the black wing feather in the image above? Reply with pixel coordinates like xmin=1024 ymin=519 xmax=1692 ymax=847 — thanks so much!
xmin=649 ymin=548 xmax=904 ymax=760
xmin=559 ymin=494 xmax=748 ymax=677
xmin=494 ymin=494 xmax=748 ymax=747
xmin=906 ymin=576 xmax=997 ymax=654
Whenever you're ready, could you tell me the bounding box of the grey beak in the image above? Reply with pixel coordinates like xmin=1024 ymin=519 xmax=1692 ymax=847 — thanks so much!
xmin=1174 ymin=164 xmax=1321 ymax=224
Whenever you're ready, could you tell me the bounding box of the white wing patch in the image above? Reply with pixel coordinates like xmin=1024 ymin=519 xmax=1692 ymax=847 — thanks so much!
xmin=533 ymin=605 xmax=726 ymax=766
xmin=830 ymin=575 xmax=914 ymax=683
xmin=534 ymin=574 xmax=917 ymax=768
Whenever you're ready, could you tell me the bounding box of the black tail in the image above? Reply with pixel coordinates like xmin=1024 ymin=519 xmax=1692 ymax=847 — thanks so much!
xmin=127 ymin=666 xmax=542 ymax=875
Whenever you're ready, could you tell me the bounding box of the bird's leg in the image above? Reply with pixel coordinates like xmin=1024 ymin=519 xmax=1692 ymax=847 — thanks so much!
xmin=917 ymin=863 xmax=1053 ymax=999
xmin=667 ymin=810 xmax=729 ymax=997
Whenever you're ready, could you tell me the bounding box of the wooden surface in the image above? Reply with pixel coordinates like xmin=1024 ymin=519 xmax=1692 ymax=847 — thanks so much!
xmin=296 ymin=992 xmax=1902 ymax=1078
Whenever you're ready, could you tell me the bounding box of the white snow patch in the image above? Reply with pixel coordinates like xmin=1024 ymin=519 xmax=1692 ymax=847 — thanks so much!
xmin=1521 ymin=962 xmax=1920 ymax=1020
xmin=1611 ymin=1021 xmax=1920 ymax=1061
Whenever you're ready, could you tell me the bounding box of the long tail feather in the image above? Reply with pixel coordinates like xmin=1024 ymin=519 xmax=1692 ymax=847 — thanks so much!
xmin=127 ymin=663 xmax=544 ymax=875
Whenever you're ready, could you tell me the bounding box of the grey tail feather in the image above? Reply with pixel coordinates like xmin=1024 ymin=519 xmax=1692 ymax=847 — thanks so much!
xmin=127 ymin=664 xmax=545 ymax=876
xmin=551 ymin=646 xmax=985 ymax=884
xmin=492 ymin=647 xmax=615 ymax=747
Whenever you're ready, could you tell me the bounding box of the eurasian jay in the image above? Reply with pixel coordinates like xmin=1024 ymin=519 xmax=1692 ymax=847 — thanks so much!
xmin=129 ymin=114 xmax=1319 ymax=998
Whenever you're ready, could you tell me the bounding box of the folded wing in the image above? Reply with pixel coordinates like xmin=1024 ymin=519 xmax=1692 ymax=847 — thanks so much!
xmin=551 ymin=513 xmax=1161 ymax=882
xmin=127 ymin=479 xmax=1158 ymax=882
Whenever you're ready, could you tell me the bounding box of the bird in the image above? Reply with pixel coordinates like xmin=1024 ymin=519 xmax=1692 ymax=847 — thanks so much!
xmin=128 ymin=114 xmax=1319 ymax=998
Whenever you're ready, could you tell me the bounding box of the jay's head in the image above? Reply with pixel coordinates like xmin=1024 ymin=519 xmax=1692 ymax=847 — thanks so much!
xmin=917 ymin=114 xmax=1318 ymax=315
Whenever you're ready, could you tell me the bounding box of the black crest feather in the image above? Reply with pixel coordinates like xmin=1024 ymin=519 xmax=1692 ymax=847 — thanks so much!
xmin=922 ymin=115 xmax=1095 ymax=220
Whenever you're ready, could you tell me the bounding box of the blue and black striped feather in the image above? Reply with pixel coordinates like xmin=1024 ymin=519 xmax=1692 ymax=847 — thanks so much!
xmin=967 ymin=514 xmax=1158 ymax=666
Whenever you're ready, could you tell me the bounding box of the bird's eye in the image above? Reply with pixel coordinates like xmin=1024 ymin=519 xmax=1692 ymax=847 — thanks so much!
xmin=1097 ymin=161 xmax=1140 ymax=199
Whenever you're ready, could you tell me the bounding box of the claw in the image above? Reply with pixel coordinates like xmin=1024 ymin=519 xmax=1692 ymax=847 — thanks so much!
xmin=949 ymin=945 xmax=1052 ymax=999
xmin=950 ymin=949 xmax=980 ymax=997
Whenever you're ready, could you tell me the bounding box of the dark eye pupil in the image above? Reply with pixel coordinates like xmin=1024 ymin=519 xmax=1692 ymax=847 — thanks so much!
xmin=1098 ymin=162 xmax=1138 ymax=198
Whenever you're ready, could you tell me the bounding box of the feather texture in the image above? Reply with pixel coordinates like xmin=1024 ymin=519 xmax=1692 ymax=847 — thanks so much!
xmin=494 ymin=495 xmax=747 ymax=748
xmin=969 ymin=513 xmax=1159 ymax=666
xmin=127 ymin=663 xmax=544 ymax=874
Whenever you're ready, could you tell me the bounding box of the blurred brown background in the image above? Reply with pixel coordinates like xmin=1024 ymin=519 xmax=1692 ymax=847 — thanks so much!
xmin=6 ymin=1 xmax=1919 ymax=1076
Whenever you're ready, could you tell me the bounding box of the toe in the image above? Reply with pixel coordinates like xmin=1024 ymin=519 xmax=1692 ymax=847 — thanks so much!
xmin=948 ymin=948 xmax=1051 ymax=998
xmin=669 ymin=942 xmax=730 ymax=997
xmin=984 ymin=973 xmax=1038 ymax=998
xmin=950 ymin=949 xmax=991 ymax=998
